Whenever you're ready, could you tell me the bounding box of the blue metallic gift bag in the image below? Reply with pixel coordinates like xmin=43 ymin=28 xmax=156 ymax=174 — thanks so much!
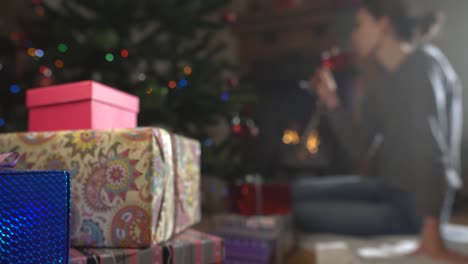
xmin=0 ymin=166 xmax=71 ymax=263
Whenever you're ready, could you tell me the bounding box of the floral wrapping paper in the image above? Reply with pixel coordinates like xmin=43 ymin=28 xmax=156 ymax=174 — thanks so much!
xmin=0 ymin=127 xmax=201 ymax=248
xmin=171 ymin=135 xmax=202 ymax=234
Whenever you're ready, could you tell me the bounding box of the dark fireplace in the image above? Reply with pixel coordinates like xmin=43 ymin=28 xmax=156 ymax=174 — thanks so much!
xmin=243 ymin=52 xmax=354 ymax=180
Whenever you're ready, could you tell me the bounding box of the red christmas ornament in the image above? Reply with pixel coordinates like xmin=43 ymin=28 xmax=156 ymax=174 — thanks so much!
xmin=231 ymin=124 xmax=242 ymax=135
xmin=222 ymin=10 xmax=237 ymax=24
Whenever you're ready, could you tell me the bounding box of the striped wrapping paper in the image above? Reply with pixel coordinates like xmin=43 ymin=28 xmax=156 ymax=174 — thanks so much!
xmin=69 ymin=246 xmax=163 ymax=264
xmin=162 ymin=229 xmax=223 ymax=264
xmin=69 ymin=229 xmax=223 ymax=264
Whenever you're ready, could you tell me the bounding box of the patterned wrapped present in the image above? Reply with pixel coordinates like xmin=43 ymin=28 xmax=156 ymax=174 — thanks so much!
xmin=69 ymin=229 xmax=223 ymax=264
xmin=0 ymin=127 xmax=201 ymax=248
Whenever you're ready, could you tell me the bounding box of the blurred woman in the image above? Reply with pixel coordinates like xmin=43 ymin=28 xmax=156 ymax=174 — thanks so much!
xmin=293 ymin=0 xmax=465 ymax=262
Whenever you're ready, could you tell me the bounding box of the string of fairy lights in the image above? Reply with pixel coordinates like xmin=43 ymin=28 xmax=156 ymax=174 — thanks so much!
xmin=1 ymin=0 xmax=239 ymax=130
xmin=10 ymin=33 xmax=231 ymax=97
xmin=1 ymin=36 xmax=230 ymax=124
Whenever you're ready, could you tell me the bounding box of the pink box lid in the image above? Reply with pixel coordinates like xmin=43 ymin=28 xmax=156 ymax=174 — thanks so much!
xmin=26 ymin=80 xmax=139 ymax=113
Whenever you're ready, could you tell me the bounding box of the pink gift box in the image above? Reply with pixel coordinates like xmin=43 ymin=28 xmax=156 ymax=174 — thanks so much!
xmin=26 ymin=80 xmax=139 ymax=131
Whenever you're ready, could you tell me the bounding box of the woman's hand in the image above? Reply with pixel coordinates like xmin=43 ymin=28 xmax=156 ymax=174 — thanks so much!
xmin=310 ymin=67 xmax=340 ymax=110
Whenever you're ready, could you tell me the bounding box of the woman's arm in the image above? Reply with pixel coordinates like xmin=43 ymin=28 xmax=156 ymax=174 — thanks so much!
xmin=407 ymin=55 xmax=467 ymax=262
xmin=311 ymin=68 xmax=380 ymax=163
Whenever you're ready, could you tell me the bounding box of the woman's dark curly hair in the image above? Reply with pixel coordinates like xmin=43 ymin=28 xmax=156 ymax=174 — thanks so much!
xmin=361 ymin=0 xmax=443 ymax=43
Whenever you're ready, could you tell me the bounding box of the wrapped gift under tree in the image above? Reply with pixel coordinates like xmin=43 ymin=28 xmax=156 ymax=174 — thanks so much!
xmin=0 ymin=127 xmax=201 ymax=248
xmin=200 ymin=214 xmax=293 ymax=264
xmin=70 ymin=229 xmax=223 ymax=264
xmin=161 ymin=229 xmax=223 ymax=264
xmin=230 ymin=175 xmax=291 ymax=216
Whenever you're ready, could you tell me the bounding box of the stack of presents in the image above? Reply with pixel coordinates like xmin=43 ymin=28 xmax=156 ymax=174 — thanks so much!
xmin=0 ymin=80 xmax=293 ymax=263
xmin=200 ymin=177 xmax=295 ymax=263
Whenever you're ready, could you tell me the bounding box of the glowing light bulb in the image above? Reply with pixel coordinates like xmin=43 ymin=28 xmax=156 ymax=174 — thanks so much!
xmin=184 ymin=66 xmax=192 ymax=75
xmin=120 ymin=49 xmax=129 ymax=58
xmin=168 ymin=81 xmax=177 ymax=89
xmin=57 ymin=43 xmax=68 ymax=53
xmin=178 ymin=79 xmax=188 ymax=88
xmin=221 ymin=91 xmax=230 ymax=101
xmin=54 ymin=59 xmax=64 ymax=68
xmin=9 ymin=84 xmax=20 ymax=94
xmin=105 ymin=53 xmax=114 ymax=62
xmin=35 ymin=49 xmax=44 ymax=57
xmin=27 ymin=48 xmax=36 ymax=57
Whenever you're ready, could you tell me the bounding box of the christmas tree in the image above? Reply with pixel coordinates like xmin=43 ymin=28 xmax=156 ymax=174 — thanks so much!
xmin=0 ymin=0 xmax=257 ymax=182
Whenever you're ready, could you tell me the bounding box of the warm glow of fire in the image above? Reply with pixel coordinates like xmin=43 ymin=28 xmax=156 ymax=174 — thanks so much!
xmin=306 ymin=131 xmax=320 ymax=154
xmin=282 ymin=129 xmax=300 ymax=144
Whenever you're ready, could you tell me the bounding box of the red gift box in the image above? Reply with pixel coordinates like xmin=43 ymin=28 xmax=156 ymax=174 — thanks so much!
xmin=231 ymin=183 xmax=291 ymax=216
xmin=26 ymin=80 xmax=139 ymax=131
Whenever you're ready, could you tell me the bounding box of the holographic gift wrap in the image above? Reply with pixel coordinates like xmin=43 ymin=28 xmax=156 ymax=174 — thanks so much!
xmin=0 ymin=127 xmax=201 ymax=248
xmin=0 ymin=170 xmax=71 ymax=264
